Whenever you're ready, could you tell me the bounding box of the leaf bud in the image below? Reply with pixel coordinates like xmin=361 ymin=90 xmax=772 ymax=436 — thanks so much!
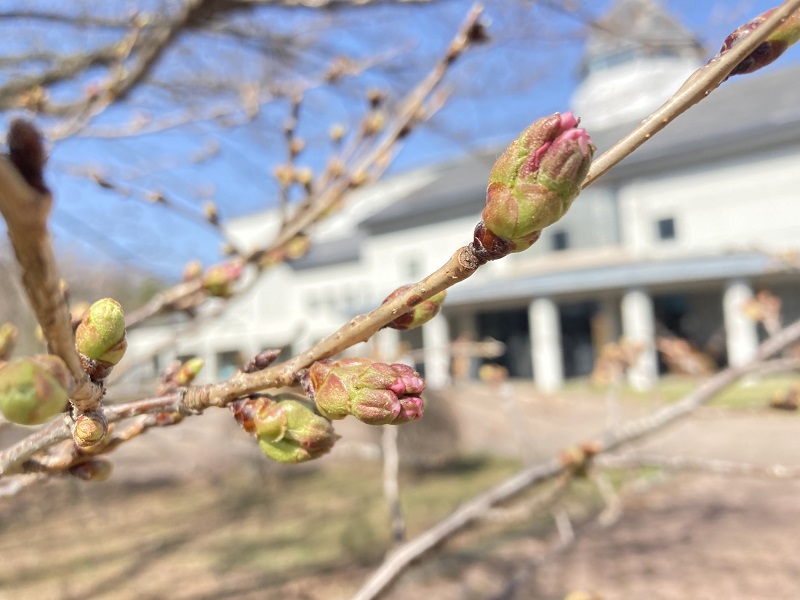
xmin=75 ymin=298 xmax=127 ymax=380
xmin=73 ymin=411 xmax=109 ymax=448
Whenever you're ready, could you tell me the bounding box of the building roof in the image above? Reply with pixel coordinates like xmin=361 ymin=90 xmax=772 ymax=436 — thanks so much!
xmin=594 ymin=60 xmax=800 ymax=180
xmin=446 ymin=252 xmax=780 ymax=306
xmin=359 ymin=58 xmax=800 ymax=235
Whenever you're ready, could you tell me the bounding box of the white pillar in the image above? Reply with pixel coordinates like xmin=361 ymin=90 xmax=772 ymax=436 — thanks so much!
xmin=529 ymin=298 xmax=564 ymax=392
xmin=372 ymin=327 xmax=402 ymax=363
xmin=423 ymin=314 xmax=450 ymax=389
xmin=621 ymin=288 xmax=658 ymax=390
xmin=723 ymin=279 xmax=759 ymax=367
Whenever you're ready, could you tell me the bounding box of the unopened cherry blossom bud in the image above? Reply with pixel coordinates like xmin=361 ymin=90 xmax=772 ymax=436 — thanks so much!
xmin=175 ymin=358 xmax=205 ymax=386
xmin=0 ymin=356 xmax=71 ymax=425
xmin=302 ymin=358 xmax=425 ymax=425
xmin=475 ymin=112 xmax=594 ymax=261
xmin=75 ymin=298 xmax=127 ymax=381
xmin=202 ymin=263 xmax=243 ymax=298
xmin=383 ymin=285 xmax=447 ymax=330
xmin=231 ymin=393 xmax=338 ymax=463
xmin=182 ymin=260 xmax=203 ymax=281
xmin=73 ymin=412 xmax=108 ymax=448
xmin=719 ymin=7 xmax=800 ymax=78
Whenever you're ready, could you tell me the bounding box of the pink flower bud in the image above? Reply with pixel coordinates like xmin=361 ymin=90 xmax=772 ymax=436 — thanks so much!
xmin=719 ymin=8 xmax=800 ymax=77
xmin=383 ymin=285 xmax=447 ymax=330
xmin=302 ymin=358 xmax=425 ymax=426
xmin=475 ymin=112 xmax=594 ymax=260
xmin=202 ymin=263 xmax=243 ymax=298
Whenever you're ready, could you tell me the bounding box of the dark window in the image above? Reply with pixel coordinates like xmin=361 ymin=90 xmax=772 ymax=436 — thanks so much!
xmin=552 ymin=230 xmax=569 ymax=251
xmin=217 ymin=350 xmax=243 ymax=380
xmin=657 ymin=218 xmax=676 ymax=241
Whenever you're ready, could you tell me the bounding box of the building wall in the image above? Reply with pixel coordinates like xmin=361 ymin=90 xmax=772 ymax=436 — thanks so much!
xmin=619 ymin=142 xmax=800 ymax=258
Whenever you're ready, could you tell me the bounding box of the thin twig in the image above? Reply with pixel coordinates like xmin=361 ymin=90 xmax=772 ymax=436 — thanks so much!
xmin=350 ymin=319 xmax=800 ymax=600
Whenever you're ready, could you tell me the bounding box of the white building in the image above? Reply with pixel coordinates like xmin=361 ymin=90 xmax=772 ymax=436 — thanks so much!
xmin=125 ymin=0 xmax=800 ymax=392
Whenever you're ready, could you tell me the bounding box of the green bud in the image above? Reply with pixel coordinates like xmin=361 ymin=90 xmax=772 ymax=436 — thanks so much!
xmin=174 ymin=358 xmax=205 ymax=386
xmin=73 ymin=412 xmax=108 ymax=448
xmin=474 ymin=112 xmax=594 ymax=261
xmin=75 ymin=298 xmax=127 ymax=364
xmin=0 ymin=356 xmax=71 ymax=425
xmin=383 ymin=285 xmax=447 ymax=331
xmin=302 ymin=358 xmax=425 ymax=426
xmin=231 ymin=393 xmax=338 ymax=464
xmin=202 ymin=263 xmax=243 ymax=298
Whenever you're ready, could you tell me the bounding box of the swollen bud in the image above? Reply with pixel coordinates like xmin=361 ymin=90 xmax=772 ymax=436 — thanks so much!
xmin=719 ymin=8 xmax=800 ymax=78
xmin=230 ymin=393 xmax=338 ymax=464
xmin=75 ymin=298 xmax=127 ymax=381
xmin=383 ymin=285 xmax=447 ymax=331
xmin=475 ymin=112 xmax=594 ymax=260
xmin=73 ymin=411 xmax=109 ymax=448
xmin=202 ymin=263 xmax=243 ymax=298
xmin=0 ymin=355 xmax=71 ymax=425
xmin=302 ymin=358 xmax=425 ymax=426
xmin=174 ymin=357 xmax=205 ymax=386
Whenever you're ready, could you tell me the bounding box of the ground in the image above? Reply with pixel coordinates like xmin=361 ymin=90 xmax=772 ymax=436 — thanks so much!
xmin=0 ymin=379 xmax=798 ymax=599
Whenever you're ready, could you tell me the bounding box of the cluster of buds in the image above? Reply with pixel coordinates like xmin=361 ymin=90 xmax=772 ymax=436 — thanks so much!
xmin=719 ymin=7 xmax=800 ymax=78
xmin=231 ymin=393 xmax=338 ymax=464
xmin=382 ymin=285 xmax=446 ymax=331
xmin=472 ymin=111 xmax=594 ymax=261
xmin=302 ymin=358 xmax=424 ymax=426
xmin=0 ymin=355 xmax=72 ymax=425
xmin=75 ymin=298 xmax=127 ymax=382
xmin=202 ymin=263 xmax=243 ymax=298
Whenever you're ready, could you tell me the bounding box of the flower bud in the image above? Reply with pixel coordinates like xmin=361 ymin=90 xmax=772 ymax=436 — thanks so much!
xmin=73 ymin=411 xmax=108 ymax=448
xmin=302 ymin=358 xmax=425 ymax=426
xmin=475 ymin=112 xmax=594 ymax=260
xmin=69 ymin=459 xmax=113 ymax=481
xmin=383 ymin=285 xmax=447 ymax=331
xmin=0 ymin=323 xmax=18 ymax=361
xmin=174 ymin=357 xmax=205 ymax=386
xmin=202 ymin=263 xmax=243 ymax=298
xmin=75 ymin=298 xmax=127 ymax=381
xmin=182 ymin=260 xmax=203 ymax=281
xmin=231 ymin=393 xmax=338 ymax=463
xmin=0 ymin=356 xmax=71 ymax=425
xmin=719 ymin=8 xmax=800 ymax=78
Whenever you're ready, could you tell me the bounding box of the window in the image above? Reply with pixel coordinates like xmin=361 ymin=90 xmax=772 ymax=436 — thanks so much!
xmin=217 ymin=350 xmax=243 ymax=380
xmin=657 ymin=217 xmax=676 ymax=241
xmin=552 ymin=230 xmax=569 ymax=251
xmin=404 ymin=258 xmax=423 ymax=279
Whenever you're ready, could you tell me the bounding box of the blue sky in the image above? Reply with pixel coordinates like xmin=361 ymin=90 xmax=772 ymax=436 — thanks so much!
xmin=26 ymin=0 xmax=796 ymax=280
